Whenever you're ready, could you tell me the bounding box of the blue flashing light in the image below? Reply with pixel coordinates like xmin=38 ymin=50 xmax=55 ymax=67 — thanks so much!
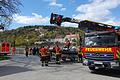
xmin=89 ymin=54 xmax=92 ymax=56
xmin=104 ymin=54 xmax=107 ymax=57
xmin=86 ymin=30 xmax=92 ymax=33
xmin=114 ymin=26 xmax=119 ymax=30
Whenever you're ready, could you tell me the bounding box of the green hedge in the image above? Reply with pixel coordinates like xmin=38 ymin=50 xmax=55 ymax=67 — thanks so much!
xmin=0 ymin=56 xmax=10 ymax=61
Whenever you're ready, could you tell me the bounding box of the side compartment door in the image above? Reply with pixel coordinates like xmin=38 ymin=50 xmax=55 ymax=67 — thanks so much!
xmin=2 ymin=43 xmax=5 ymax=52
xmin=6 ymin=43 xmax=10 ymax=53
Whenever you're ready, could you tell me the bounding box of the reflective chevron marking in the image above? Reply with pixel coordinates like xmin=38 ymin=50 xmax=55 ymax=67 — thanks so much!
xmin=116 ymin=50 xmax=120 ymax=59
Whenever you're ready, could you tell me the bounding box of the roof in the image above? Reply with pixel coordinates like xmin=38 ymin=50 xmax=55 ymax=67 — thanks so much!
xmin=85 ymin=30 xmax=119 ymax=35
xmin=79 ymin=20 xmax=119 ymax=32
xmin=65 ymin=34 xmax=80 ymax=39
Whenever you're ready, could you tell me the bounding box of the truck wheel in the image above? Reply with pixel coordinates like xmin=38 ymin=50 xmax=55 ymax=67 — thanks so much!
xmin=70 ymin=57 xmax=75 ymax=62
xmin=4 ymin=53 xmax=7 ymax=56
xmin=88 ymin=66 xmax=95 ymax=71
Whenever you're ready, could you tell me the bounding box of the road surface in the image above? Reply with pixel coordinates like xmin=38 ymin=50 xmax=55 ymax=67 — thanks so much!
xmin=0 ymin=54 xmax=120 ymax=80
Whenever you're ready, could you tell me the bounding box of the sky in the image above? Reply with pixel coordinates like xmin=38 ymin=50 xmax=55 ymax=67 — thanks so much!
xmin=10 ymin=0 xmax=120 ymax=29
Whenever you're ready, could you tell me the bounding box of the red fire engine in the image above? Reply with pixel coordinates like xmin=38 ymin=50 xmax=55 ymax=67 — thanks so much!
xmin=0 ymin=42 xmax=10 ymax=55
xmin=82 ymin=30 xmax=120 ymax=70
xmin=50 ymin=13 xmax=120 ymax=71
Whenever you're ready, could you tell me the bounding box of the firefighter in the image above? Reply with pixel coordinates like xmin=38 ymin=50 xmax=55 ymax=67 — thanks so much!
xmin=12 ymin=47 xmax=16 ymax=55
xmin=39 ymin=46 xmax=48 ymax=67
xmin=65 ymin=40 xmax=71 ymax=49
xmin=54 ymin=44 xmax=61 ymax=64
xmin=77 ymin=46 xmax=83 ymax=63
xmin=46 ymin=45 xmax=51 ymax=62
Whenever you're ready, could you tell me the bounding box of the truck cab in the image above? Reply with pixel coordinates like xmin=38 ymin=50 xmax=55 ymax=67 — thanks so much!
xmin=82 ymin=30 xmax=120 ymax=70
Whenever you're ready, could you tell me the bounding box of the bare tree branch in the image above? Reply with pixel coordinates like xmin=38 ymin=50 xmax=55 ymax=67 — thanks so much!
xmin=0 ymin=0 xmax=22 ymax=29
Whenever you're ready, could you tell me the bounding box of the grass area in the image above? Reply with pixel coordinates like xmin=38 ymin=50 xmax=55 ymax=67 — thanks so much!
xmin=0 ymin=55 xmax=11 ymax=61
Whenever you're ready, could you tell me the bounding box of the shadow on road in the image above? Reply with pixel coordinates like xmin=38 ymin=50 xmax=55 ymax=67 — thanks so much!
xmin=91 ymin=69 xmax=120 ymax=78
xmin=61 ymin=61 xmax=76 ymax=65
xmin=0 ymin=66 xmax=32 ymax=77
xmin=48 ymin=61 xmax=74 ymax=67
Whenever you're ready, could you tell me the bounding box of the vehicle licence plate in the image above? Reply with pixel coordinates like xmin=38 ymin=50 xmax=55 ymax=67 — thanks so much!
xmin=111 ymin=62 xmax=119 ymax=66
xmin=94 ymin=61 xmax=103 ymax=64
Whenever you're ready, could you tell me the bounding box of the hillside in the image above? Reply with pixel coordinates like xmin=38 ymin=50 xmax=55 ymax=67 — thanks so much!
xmin=0 ymin=25 xmax=84 ymax=46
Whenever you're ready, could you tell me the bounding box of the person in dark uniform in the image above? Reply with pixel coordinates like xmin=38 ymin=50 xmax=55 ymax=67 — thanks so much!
xmin=36 ymin=47 xmax=39 ymax=55
xmin=46 ymin=45 xmax=51 ymax=62
xmin=25 ymin=46 xmax=29 ymax=57
xmin=32 ymin=47 xmax=36 ymax=55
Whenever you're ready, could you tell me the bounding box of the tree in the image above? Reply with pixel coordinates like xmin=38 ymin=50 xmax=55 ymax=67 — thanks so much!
xmin=72 ymin=38 xmax=77 ymax=43
xmin=65 ymin=38 xmax=68 ymax=41
xmin=0 ymin=0 xmax=22 ymax=29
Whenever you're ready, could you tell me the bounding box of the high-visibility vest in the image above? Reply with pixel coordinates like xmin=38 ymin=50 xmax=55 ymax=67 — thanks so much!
xmin=77 ymin=47 xmax=82 ymax=54
xmin=40 ymin=48 xmax=47 ymax=57
xmin=12 ymin=47 xmax=16 ymax=53
xmin=55 ymin=46 xmax=61 ymax=54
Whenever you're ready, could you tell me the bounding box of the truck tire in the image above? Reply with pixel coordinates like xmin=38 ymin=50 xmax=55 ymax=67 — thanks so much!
xmin=70 ymin=57 xmax=75 ymax=62
xmin=88 ymin=66 xmax=95 ymax=71
xmin=4 ymin=53 xmax=7 ymax=56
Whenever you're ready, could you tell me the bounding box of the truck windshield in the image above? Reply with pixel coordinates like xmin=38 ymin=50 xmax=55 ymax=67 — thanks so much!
xmin=85 ymin=32 xmax=116 ymax=46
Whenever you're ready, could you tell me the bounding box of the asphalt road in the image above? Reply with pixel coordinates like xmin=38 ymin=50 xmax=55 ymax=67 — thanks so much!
xmin=0 ymin=54 xmax=120 ymax=80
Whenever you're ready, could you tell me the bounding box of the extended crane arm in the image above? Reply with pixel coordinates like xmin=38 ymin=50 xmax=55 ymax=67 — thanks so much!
xmin=62 ymin=17 xmax=80 ymax=24
xmin=50 ymin=13 xmax=119 ymax=31
xmin=50 ymin=13 xmax=80 ymax=26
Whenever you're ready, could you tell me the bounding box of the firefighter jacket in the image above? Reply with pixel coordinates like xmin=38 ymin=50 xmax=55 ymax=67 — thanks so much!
xmin=54 ymin=46 xmax=61 ymax=55
xmin=39 ymin=48 xmax=48 ymax=57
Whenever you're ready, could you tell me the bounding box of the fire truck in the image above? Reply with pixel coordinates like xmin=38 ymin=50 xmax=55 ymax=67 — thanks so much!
xmin=82 ymin=30 xmax=120 ymax=70
xmin=50 ymin=13 xmax=120 ymax=70
xmin=0 ymin=42 xmax=11 ymax=55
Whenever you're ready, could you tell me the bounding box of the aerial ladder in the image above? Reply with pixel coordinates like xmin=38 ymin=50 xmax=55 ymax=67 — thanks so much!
xmin=50 ymin=13 xmax=119 ymax=32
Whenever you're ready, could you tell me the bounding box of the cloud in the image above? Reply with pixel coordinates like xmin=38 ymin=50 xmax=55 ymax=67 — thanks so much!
xmin=62 ymin=22 xmax=78 ymax=28
xmin=73 ymin=0 xmax=120 ymax=26
xmin=13 ymin=13 xmax=49 ymax=25
xmin=49 ymin=0 xmax=63 ymax=7
xmin=45 ymin=0 xmax=63 ymax=7
xmin=69 ymin=0 xmax=76 ymax=3
xmin=61 ymin=7 xmax=66 ymax=11
xmin=44 ymin=0 xmax=66 ymax=11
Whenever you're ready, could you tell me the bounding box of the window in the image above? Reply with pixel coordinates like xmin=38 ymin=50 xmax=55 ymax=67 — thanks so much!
xmin=2 ymin=43 xmax=5 ymax=47
xmin=118 ymin=35 xmax=120 ymax=41
xmin=7 ymin=43 xmax=9 ymax=47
